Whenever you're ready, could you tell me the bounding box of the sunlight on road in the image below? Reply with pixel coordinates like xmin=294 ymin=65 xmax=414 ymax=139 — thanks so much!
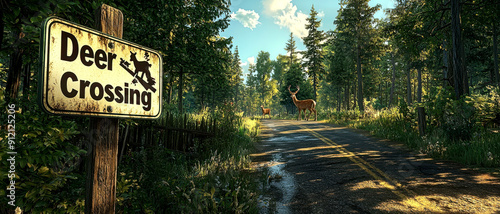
xmin=257 ymin=120 xmax=500 ymax=213
xmin=297 ymin=122 xmax=500 ymax=213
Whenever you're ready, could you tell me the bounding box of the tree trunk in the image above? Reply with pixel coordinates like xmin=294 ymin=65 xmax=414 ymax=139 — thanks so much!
xmin=5 ymin=36 xmax=23 ymax=101
xmin=493 ymin=21 xmax=499 ymax=87
xmin=346 ymin=81 xmax=350 ymax=110
xmin=451 ymin=0 xmax=465 ymax=99
xmin=417 ymin=107 xmax=426 ymax=136
xmin=356 ymin=44 xmax=364 ymax=111
xmin=406 ymin=64 xmax=412 ymax=104
xmin=313 ymin=73 xmax=318 ymax=101
xmin=166 ymin=73 xmax=173 ymax=104
xmin=353 ymin=79 xmax=357 ymax=109
xmin=0 ymin=2 xmax=5 ymax=51
xmin=443 ymin=37 xmax=449 ymax=87
xmin=417 ymin=66 xmax=422 ymax=103
xmin=413 ymin=78 xmax=417 ymax=102
xmin=337 ymin=87 xmax=341 ymax=111
xmin=23 ymin=62 xmax=30 ymax=96
xmin=178 ymin=67 xmax=184 ymax=113
xmin=389 ymin=52 xmax=396 ymax=107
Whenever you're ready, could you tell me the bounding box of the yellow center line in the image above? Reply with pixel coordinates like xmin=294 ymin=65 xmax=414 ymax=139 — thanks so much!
xmin=294 ymin=122 xmax=443 ymax=212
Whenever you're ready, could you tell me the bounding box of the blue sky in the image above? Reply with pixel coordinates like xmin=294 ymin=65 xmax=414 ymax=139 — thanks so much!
xmin=219 ymin=0 xmax=396 ymax=77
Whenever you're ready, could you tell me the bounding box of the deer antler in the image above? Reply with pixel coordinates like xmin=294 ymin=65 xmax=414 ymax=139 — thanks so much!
xmin=296 ymin=85 xmax=300 ymax=93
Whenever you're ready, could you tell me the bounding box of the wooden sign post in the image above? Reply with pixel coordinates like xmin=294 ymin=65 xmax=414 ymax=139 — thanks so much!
xmin=40 ymin=3 xmax=162 ymax=212
xmin=85 ymin=4 xmax=123 ymax=213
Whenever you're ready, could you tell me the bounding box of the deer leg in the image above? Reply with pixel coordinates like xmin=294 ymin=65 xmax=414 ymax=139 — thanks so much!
xmin=297 ymin=109 xmax=301 ymax=121
xmin=307 ymin=109 xmax=313 ymax=121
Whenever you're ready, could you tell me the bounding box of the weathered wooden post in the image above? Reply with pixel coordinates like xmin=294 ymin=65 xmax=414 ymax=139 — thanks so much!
xmin=85 ymin=5 xmax=123 ymax=213
xmin=417 ymin=107 xmax=426 ymax=136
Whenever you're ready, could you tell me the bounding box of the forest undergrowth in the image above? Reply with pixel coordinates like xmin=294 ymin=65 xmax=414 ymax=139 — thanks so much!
xmin=115 ymin=107 xmax=262 ymax=213
xmin=0 ymin=94 xmax=263 ymax=213
xmin=327 ymin=87 xmax=500 ymax=170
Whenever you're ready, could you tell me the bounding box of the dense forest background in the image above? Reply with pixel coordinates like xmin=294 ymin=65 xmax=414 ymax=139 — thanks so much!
xmin=1 ymin=0 xmax=499 ymax=212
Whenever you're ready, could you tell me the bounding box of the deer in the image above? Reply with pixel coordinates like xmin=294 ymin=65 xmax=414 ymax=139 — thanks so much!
xmin=130 ymin=51 xmax=155 ymax=85
xmin=261 ymin=105 xmax=271 ymax=119
xmin=288 ymin=85 xmax=317 ymax=121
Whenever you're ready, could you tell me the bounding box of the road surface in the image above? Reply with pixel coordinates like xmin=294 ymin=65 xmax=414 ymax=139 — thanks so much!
xmin=252 ymin=120 xmax=500 ymax=213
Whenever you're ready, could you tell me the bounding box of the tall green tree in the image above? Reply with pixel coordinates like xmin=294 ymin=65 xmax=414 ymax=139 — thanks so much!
xmin=335 ymin=0 xmax=380 ymax=111
xmin=255 ymin=51 xmax=273 ymax=106
xmin=285 ymin=33 xmax=300 ymax=67
xmin=229 ymin=46 xmax=244 ymax=108
xmin=281 ymin=32 xmax=311 ymax=114
xmin=272 ymin=55 xmax=287 ymax=91
xmin=124 ymin=0 xmax=232 ymax=113
xmin=245 ymin=64 xmax=260 ymax=115
xmin=325 ymin=30 xmax=356 ymax=110
xmin=302 ymin=5 xmax=326 ymax=101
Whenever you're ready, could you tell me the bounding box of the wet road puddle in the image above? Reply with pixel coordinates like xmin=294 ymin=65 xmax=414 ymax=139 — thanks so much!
xmin=264 ymin=135 xmax=314 ymax=142
xmin=258 ymin=136 xmax=299 ymax=214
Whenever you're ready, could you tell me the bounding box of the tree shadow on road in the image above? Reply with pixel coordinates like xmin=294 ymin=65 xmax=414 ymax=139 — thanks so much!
xmin=253 ymin=120 xmax=500 ymax=213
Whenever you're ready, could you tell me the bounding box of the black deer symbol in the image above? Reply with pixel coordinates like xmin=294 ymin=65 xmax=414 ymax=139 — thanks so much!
xmin=130 ymin=51 xmax=155 ymax=85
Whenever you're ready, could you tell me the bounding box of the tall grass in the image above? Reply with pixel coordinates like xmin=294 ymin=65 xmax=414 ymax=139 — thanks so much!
xmin=327 ymin=106 xmax=500 ymax=168
xmin=116 ymin=110 xmax=262 ymax=213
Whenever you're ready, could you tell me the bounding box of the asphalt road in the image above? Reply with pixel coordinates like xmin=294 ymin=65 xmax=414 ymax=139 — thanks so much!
xmin=252 ymin=119 xmax=500 ymax=214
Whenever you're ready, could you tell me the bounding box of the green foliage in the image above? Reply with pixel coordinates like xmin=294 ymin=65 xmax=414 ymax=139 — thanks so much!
xmin=442 ymin=99 xmax=476 ymax=141
xmin=468 ymin=86 xmax=500 ymax=127
xmin=116 ymin=113 xmax=261 ymax=213
xmin=424 ymin=87 xmax=477 ymax=141
xmin=255 ymin=51 xmax=274 ymax=106
xmin=302 ymin=5 xmax=326 ymax=100
xmin=0 ymin=98 xmax=86 ymax=213
xmin=1 ymin=1 xmax=252 ymax=213
xmin=329 ymin=105 xmax=500 ymax=167
xmin=423 ymin=87 xmax=455 ymax=128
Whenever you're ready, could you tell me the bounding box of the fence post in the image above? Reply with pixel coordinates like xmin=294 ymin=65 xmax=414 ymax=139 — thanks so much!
xmin=85 ymin=4 xmax=123 ymax=214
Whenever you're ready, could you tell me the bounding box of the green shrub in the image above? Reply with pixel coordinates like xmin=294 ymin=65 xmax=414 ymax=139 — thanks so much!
xmin=327 ymin=92 xmax=500 ymax=167
xmin=442 ymin=99 xmax=476 ymax=141
xmin=0 ymin=98 xmax=86 ymax=213
xmin=116 ymin=114 xmax=260 ymax=213
xmin=424 ymin=87 xmax=478 ymax=141
xmin=468 ymin=86 xmax=500 ymax=128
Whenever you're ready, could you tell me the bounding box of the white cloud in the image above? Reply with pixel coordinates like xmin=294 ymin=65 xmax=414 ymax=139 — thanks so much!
xmin=262 ymin=0 xmax=290 ymax=15
xmin=247 ymin=56 xmax=256 ymax=65
xmin=240 ymin=60 xmax=248 ymax=67
xmin=318 ymin=11 xmax=325 ymax=18
xmin=231 ymin=9 xmax=260 ymax=30
xmin=262 ymin=0 xmax=308 ymax=39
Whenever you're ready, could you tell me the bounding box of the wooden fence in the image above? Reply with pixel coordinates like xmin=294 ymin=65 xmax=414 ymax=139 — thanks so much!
xmin=118 ymin=112 xmax=217 ymax=161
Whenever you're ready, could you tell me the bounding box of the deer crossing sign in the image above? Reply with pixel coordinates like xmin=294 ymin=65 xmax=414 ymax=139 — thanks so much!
xmin=40 ymin=17 xmax=162 ymax=119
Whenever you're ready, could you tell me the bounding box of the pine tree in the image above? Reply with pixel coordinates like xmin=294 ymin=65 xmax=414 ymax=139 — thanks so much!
xmin=335 ymin=0 xmax=380 ymax=111
xmin=230 ymin=46 xmax=244 ymax=107
xmin=302 ymin=5 xmax=326 ymax=101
